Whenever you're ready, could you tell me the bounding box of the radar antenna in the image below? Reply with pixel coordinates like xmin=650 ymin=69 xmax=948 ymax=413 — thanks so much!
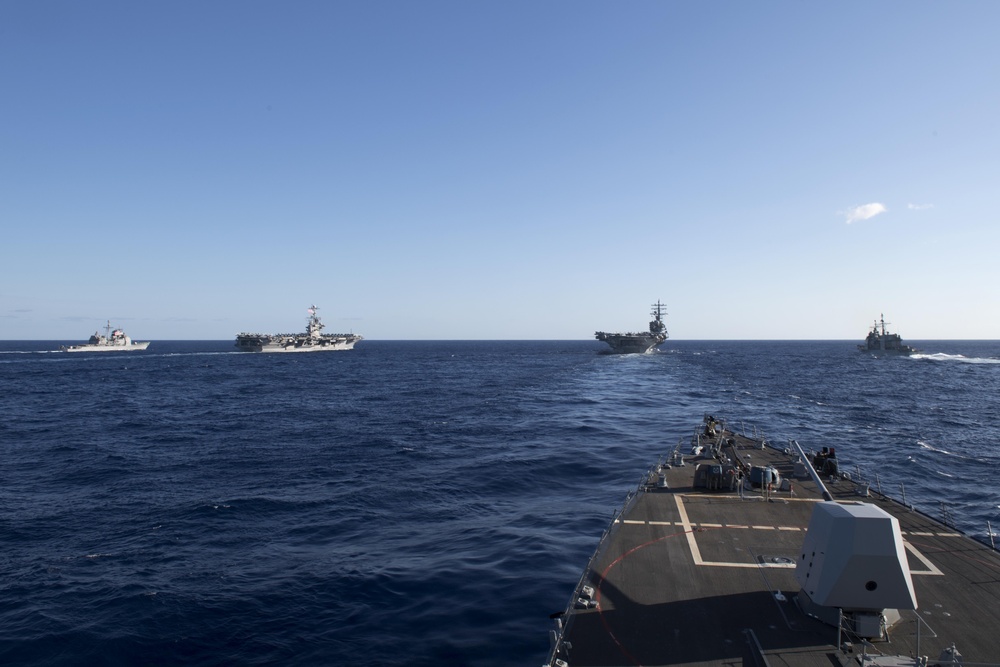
xmin=649 ymin=300 xmax=668 ymax=335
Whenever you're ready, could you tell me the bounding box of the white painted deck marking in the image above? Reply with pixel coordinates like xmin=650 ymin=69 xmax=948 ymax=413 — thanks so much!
xmin=665 ymin=495 xmax=944 ymax=574
xmin=902 ymin=530 xmax=964 ymax=538
xmin=673 ymin=495 xmax=794 ymax=569
xmin=673 ymin=495 xmax=705 ymax=566
xmin=904 ymin=541 xmax=944 ymax=576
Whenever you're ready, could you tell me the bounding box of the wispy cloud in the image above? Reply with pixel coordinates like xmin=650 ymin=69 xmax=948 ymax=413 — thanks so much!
xmin=844 ymin=202 xmax=887 ymax=224
xmin=908 ymin=203 xmax=934 ymax=210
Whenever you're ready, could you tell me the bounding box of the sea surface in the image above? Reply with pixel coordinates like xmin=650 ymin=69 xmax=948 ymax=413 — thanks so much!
xmin=2 ymin=339 xmax=998 ymax=666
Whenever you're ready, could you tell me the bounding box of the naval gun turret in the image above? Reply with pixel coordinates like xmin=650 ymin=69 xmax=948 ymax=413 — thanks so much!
xmin=795 ymin=501 xmax=918 ymax=639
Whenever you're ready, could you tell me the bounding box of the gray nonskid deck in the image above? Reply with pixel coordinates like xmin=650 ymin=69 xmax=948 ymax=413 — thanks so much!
xmin=550 ymin=428 xmax=1000 ymax=666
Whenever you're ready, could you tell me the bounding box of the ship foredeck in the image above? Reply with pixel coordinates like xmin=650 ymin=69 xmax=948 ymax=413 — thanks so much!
xmin=550 ymin=426 xmax=1000 ymax=666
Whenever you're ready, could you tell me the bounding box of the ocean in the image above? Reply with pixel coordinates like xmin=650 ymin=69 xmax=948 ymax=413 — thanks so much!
xmin=2 ymin=339 xmax=998 ymax=666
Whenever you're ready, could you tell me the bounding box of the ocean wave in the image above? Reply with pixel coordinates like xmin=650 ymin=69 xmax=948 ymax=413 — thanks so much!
xmin=2 ymin=339 xmax=999 ymax=666
xmin=917 ymin=440 xmax=951 ymax=455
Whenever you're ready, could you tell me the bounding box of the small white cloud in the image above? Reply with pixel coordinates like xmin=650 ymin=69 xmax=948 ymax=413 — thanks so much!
xmin=908 ymin=203 xmax=934 ymax=210
xmin=844 ymin=202 xmax=887 ymax=224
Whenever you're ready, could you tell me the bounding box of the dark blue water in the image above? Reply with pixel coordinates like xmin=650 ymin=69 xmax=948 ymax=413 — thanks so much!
xmin=2 ymin=340 xmax=999 ymax=665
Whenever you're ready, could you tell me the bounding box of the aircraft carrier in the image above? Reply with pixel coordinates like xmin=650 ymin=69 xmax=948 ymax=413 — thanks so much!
xmin=546 ymin=415 xmax=1000 ymax=666
xmin=235 ymin=305 xmax=362 ymax=353
xmin=595 ymin=301 xmax=668 ymax=354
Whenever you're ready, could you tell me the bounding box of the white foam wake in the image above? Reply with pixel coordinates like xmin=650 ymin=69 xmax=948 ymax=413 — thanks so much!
xmin=910 ymin=353 xmax=1000 ymax=364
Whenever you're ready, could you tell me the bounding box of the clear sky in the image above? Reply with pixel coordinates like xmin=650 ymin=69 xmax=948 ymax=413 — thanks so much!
xmin=2 ymin=2 xmax=998 ymax=340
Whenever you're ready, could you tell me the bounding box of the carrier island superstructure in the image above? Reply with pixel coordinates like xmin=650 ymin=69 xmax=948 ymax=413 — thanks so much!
xmin=235 ymin=305 xmax=362 ymax=353
xmin=595 ymin=300 xmax=668 ymax=354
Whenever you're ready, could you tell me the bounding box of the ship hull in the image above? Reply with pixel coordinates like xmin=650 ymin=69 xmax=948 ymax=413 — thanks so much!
xmin=63 ymin=341 xmax=150 ymax=352
xmin=858 ymin=344 xmax=915 ymax=355
xmin=595 ymin=334 xmax=665 ymax=354
xmin=858 ymin=337 xmax=915 ymax=355
xmin=235 ymin=335 xmax=361 ymax=353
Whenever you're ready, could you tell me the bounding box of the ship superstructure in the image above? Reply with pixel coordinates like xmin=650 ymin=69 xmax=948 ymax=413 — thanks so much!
xmin=595 ymin=300 xmax=668 ymax=354
xmin=62 ymin=321 xmax=150 ymax=352
xmin=235 ymin=305 xmax=362 ymax=353
xmin=859 ymin=313 xmax=915 ymax=354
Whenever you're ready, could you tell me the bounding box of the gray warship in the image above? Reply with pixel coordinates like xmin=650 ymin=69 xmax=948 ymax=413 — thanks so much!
xmin=595 ymin=301 xmax=668 ymax=354
xmin=235 ymin=305 xmax=362 ymax=353
xmin=859 ymin=314 xmax=916 ymax=355
xmin=62 ymin=321 xmax=150 ymax=352
xmin=546 ymin=415 xmax=1000 ymax=666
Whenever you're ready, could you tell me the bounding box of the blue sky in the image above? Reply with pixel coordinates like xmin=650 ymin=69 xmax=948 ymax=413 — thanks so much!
xmin=2 ymin=2 xmax=998 ymax=340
